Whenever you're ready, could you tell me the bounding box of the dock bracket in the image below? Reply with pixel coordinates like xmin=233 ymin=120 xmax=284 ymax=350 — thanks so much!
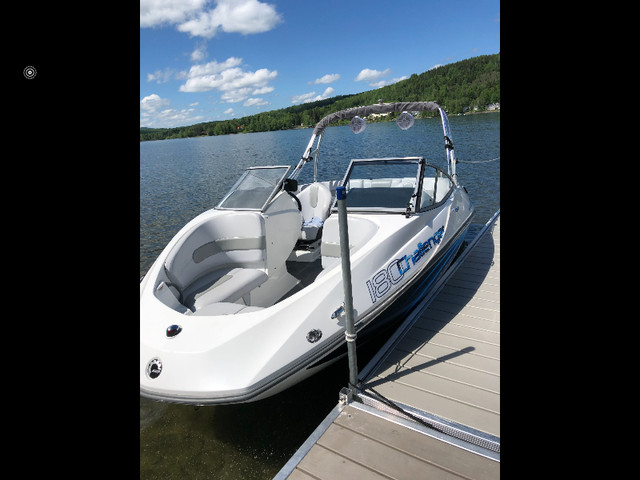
xmin=338 ymin=386 xmax=355 ymax=405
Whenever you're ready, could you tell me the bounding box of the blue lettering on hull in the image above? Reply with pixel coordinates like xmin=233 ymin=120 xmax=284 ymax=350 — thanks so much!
xmin=366 ymin=226 xmax=445 ymax=303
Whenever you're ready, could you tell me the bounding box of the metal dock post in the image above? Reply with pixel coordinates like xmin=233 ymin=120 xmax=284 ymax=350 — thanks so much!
xmin=336 ymin=185 xmax=358 ymax=390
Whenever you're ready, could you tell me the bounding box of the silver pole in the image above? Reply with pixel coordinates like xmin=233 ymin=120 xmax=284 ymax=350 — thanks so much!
xmin=336 ymin=186 xmax=358 ymax=388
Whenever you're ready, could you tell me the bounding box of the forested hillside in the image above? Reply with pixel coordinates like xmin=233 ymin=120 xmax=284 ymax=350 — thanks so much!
xmin=141 ymin=53 xmax=499 ymax=142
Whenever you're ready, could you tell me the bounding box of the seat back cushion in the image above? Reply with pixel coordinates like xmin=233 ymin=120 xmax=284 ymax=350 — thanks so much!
xmin=164 ymin=212 xmax=266 ymax=292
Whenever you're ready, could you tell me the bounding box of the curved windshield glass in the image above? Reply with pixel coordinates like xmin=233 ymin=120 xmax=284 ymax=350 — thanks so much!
xmin=217 ymin=166 xmax=290 ymax=211
xmin=340 ymin=157 xmax=454 ymax=213
xmin=342 ymin=158 xmax=422 ymax=211
xmin=420 ymin=167 xmax=454 ymax=210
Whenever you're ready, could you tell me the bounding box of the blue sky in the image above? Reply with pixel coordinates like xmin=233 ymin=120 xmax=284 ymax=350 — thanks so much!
xmin=140 ymin=0 xmax=500 ymax=128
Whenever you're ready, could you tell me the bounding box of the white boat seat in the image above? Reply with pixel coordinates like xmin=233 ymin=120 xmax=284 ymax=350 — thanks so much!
xmin=163 ymin=212 xmax=266 ymax=294
xmin=320 ymin=216 xmax=379 ymax=270
xmin=297 ymin=183 xmax=333 ymax=241
xmin=190 ymin=302 xmax=265 ymax=316
xmin=182 ymin=267 xmax=268 ymax=311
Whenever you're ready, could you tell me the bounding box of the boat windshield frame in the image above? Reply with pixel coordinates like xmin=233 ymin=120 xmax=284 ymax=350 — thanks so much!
xmin=216 ymin=165 xmax=291 ymax=212
xmin=335 ymin=157 xmax=455 ymax=214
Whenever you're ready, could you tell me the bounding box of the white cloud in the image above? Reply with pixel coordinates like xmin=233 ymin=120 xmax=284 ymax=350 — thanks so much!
xmin=321 ymin=87 xmax=336 ymax=97
xmin=140 ymin=93 xmax=171 ymax=113
xmin=291 ymin=87 xmax=335 ymax=104
xmin=291 ymin=92 xmax=315 ymax=104
xmin=141 ymin=0 xmax=282 ymax=38
xmin=147 ymin=68 xmax=175 ymax=84
xmin=220 ymin=86 xmax=253 ymax=103
xmin=190 ymin=43 xmax=208 ymax=62
xmin=144 ymin=58 xmax=277 ymax=112
xmin=140 ymin=0 xmax=206 ymax=28
xmin=140 ymin=94 xmax=203 ymax=128
xmin=224 ymin=108 xmax=234 ymax=115
xmin=369 ymin=76 xmax=408 ymax=88
xmin=155 ymin=108 xmax=204 ymax=127
xmin=354 ymin=68 xmax=391 ymax=83
xmin=252 ymin=86 xmax=274 ymax=95
xmin=181 ymin=57 xmax=243 ymax=82
xmin=310 ymin=73 xmax=340 ymax=85
xmin=220 ymin=68 xmax=277 ymax=92
xmin=179 ymin=57 xmax=277 ymax=103
xmin=354 ymin=68 xmax=407 ymax=88
xmin=243 ymin=97 xmax=268 ymax=107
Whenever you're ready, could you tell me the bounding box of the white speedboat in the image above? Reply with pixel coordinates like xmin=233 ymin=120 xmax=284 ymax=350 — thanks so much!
xmin=140 ymin=101 xmax=474 ymax=404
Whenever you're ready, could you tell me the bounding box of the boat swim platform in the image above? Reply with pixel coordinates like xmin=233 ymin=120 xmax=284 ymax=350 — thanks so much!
xmin=275 ymin=210 xmax=500 ymax=480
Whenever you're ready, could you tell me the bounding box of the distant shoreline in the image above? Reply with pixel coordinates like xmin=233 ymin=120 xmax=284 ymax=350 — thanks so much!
xmin=141 ymin=109 xmax=500 ymax=142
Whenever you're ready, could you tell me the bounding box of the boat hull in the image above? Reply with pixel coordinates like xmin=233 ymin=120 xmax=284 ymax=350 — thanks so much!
xmin=140 ymin=187 xmax=472 ymax=405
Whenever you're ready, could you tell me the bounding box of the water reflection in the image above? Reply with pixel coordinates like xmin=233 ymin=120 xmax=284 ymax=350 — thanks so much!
xmin=140 ymin=357 xmax=347 ymax=480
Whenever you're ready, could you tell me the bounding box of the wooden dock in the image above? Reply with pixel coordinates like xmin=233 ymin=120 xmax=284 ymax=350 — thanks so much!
xmin=276 ymin=211 xmax=500 ymax=480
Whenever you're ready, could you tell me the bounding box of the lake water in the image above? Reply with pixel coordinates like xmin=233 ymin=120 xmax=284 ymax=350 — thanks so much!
xmin=139 ymin=112 xmax=499 ymax=479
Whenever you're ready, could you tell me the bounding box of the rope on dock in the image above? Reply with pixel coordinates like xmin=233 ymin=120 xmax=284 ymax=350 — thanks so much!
xmin=358 ymin=384 xmax=501 ymax=453
xmin=457 ymin=156 xmax=500 ymax=164
xmin=360 ymin=384 xmax=446 ymax=434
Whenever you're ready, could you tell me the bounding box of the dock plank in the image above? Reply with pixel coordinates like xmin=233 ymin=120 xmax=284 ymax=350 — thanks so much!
xmin=412 ymin=319 xmax=500 ymax=346
xmin=402 ymin=326 xmax=500 ymax=360
xmin=375 ymin=349 xmax=500 ymax=393
xmin=334 ymin=407 xmax=499 ymax=479
xmin=319 ymin=423 xmax=448 ymax=479
xmin=367 ymin=377 xmax=500 ymax=436
xmin=291 ymin=405 xmax=499 ymax=480
xmin=295 ymin=442 xmax=390 ymax=480
xmin=416 ymin=308 xmax=500 ymax=332
xmin=388 ymin=338 xmax=500 ymax=375
xmin=363 ymin=216 xmax=500 ymax=437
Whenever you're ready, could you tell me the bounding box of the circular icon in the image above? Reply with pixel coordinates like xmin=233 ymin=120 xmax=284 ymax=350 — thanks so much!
xmin=306 ymin=329 xmax=322 ymax=343
xmin=146 ymin=358 xmax=163 ymax=379
xmin=23 ymin=66 xmax=37 ymax=80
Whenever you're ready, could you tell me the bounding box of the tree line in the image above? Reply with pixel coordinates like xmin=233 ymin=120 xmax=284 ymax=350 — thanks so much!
xmin=141 ymin=53 xmax=499 ymax=142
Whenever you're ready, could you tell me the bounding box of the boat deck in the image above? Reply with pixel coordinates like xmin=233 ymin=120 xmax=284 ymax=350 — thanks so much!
xmin=276 ymin=212 xmax=500 ymax=479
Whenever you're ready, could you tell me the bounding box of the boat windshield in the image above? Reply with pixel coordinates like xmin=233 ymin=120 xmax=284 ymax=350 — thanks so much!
xmin=341 ymin=158 xmax=423 ymax=212
xmin=217 ymin=166 xmax=291 ymax=211
xmin=340 ymin=157 xmax=454 ymax=213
